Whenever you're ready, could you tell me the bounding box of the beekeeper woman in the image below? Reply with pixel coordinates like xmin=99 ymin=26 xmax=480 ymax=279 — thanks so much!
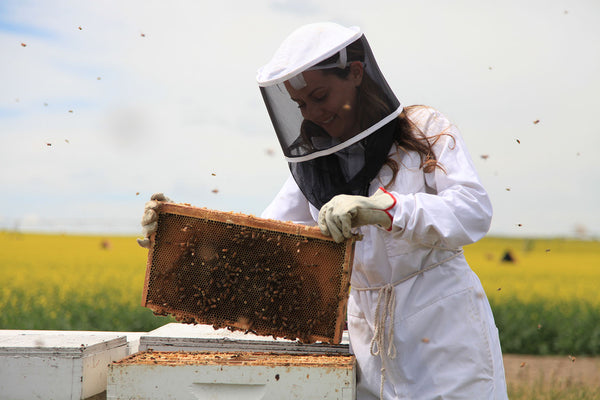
xmin=257 ymin=22 xmax=508 ymax=399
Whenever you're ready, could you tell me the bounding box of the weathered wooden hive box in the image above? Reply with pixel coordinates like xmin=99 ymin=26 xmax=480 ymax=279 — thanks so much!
xmin=142 ymin=203 xmax=356 ymax=344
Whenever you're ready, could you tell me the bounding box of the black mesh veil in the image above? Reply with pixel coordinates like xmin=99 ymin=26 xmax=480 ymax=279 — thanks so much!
xmin=288 ymin=117 xmax=399 ymax=209
xmin=257 ymin=23 xmax=402 ymax=209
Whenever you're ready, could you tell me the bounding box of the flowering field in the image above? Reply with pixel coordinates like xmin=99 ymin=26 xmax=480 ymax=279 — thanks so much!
xmin=1 ymin=232 xmax=599 ymax=355
xmin=0 ymin=231 xmax=172 ymax=332
xmin=466 ymin=237 xmax=600 ymax=306
xmin=465 ymin=236 xmax=600 ymax=355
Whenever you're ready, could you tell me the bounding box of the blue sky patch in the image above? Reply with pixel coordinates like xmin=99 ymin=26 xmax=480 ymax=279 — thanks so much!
xmin=0 ymin=5 xmax=57 ymax=38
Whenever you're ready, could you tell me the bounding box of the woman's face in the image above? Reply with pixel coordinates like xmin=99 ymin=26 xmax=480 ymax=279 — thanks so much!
xmin=285 ymin=62 xmax=363 ymax=141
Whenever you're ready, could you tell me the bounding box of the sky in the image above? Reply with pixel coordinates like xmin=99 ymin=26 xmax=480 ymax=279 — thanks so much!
xmin=0 ymin=0 xmax=599 ymax=239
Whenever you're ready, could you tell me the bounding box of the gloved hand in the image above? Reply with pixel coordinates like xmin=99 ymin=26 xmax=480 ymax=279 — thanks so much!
xmin=136 ymin=193 xmax=172 ymax=249
xmin=318 ymin=188 xmax=396 ymax=243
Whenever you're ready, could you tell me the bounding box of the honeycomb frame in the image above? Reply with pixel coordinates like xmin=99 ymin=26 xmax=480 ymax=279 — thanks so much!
xmin=142 ymin=203 xmax=356 ymax=344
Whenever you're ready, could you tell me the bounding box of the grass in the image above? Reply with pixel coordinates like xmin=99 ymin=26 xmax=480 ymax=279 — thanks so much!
xmin=508 ymin=380 xmax=600 ymax=400
xmin=491 ymin=297 xmax=600 ymax=355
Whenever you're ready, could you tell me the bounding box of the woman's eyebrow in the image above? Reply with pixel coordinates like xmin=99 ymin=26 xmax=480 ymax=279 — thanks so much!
xmin=291 ymin=87 xmax=326 ymax=102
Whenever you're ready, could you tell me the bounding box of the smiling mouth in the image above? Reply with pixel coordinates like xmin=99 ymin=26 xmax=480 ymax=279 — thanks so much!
xmin=321 ymin=116 xmax=335 ymax=124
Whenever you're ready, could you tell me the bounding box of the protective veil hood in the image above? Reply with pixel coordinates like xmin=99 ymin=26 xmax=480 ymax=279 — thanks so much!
xmin=257 ymin=22 xmax=362 ymax=86
xmin=257 ymin=22 xmax=403 ymax=209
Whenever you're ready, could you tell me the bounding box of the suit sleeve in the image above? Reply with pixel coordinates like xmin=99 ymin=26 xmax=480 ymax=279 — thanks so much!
xmin=388 ymin=108 xmax=493 ymax=248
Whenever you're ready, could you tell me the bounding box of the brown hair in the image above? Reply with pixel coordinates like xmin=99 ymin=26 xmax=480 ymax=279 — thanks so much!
xmin=384 ymin=106 xmax=451 ymax=185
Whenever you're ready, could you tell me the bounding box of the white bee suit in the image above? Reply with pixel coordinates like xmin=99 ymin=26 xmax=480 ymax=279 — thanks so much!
xmin=261 ymin=106 xmax=508 ymax=399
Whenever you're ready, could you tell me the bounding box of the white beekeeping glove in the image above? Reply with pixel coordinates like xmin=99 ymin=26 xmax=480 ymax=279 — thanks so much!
xmin=136 ymin=193 xmax=172 ymax=249
xmin=318 ymin=188 xmax=396 ymax=243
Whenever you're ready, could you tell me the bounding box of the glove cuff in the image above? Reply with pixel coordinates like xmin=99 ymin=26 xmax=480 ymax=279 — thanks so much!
xmin=376 ymin=187 xmax=396 ymax=231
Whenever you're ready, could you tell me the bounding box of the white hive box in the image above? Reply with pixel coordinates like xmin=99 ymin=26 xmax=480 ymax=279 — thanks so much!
xmin=107 ymin=323 xmax=356 ymax=400
xmin=109 ymin=351 xmax=355 ymax=400
xmin=0 ymin=330 xmax=131 ymax=400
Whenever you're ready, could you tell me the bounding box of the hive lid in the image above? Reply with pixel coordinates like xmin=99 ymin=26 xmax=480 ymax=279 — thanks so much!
xmin=142 ymin=204 xmax=356 ymax=344
xmin=0 ymin=330 xmax=127 ymax=357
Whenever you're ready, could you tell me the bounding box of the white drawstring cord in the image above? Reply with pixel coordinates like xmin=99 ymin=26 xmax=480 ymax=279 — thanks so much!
xmin=353 ymin=248 xmax=464 ymax=399
xmin=368 ymin=283 xmax=397 ymax=399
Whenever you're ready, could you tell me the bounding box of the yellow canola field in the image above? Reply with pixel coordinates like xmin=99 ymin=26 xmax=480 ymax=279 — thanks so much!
xmin=1 ymin=232 xmax=599 ymax=327
xmin=0 ymin=232 xmax=148 ymax=324
xmin=465 ymin=236 xmax=600 ymax=306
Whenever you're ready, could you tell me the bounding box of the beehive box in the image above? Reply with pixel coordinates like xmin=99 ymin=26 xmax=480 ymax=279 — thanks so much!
xmin=142 ymin=203 xmax=356 ymax=344
xmin=137 ymin=322 xmax=350 ymax=355
xmin=0 ymin=330 xmax=129 ymax=400
xmin=108 ymin=350 xmax=356 ymax=400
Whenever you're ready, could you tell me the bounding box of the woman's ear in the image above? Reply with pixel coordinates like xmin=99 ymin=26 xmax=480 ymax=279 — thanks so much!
xmin=349 ymin=61 xmax=364 ymax=86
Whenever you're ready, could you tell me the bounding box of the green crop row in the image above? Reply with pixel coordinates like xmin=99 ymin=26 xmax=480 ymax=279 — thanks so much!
xmin=492 ymin=297 xmax=600 ymax=356
xmin=1 ymin=287 xmax=173 ymax=332
xmin=2 ymin=288 xmax=600 ymax=356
